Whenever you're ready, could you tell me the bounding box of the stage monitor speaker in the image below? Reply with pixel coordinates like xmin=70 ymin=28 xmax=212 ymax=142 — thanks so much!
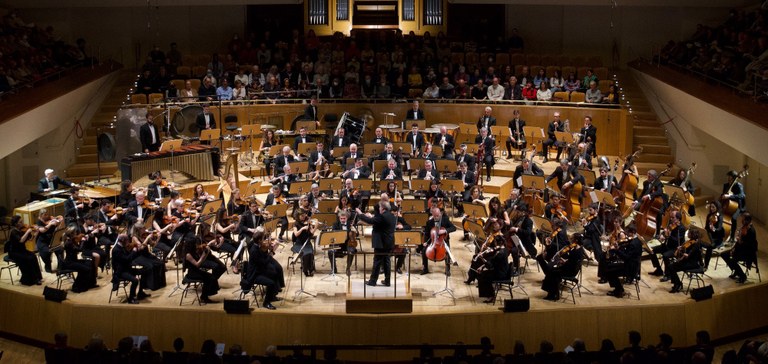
xmin=43 ymin=286 xmax=67 ymax=303
xmin=224 ymin=299 xmax=251 ymax=314
xmin=690 ymin=285 xmax=714 ymax=301
xmin=503 ymin=298 xmax=530 ymax=312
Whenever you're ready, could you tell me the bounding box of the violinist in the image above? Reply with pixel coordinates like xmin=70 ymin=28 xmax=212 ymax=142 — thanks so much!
xmin=511 ymin=203 xmax=537 ymax=266
xmin=36 ymin=209 xmax=63 ymax=273
xmin=61 ymin=227 xmax=98 ymax=293
xmin=118 ymin=180 xmax=135 ymax=208
xmin=420 ymin=206 xmax=456 ymax=276
xmin=668 ymin=168 xmax=695 ymax=216
xmin=265 ymin=185 xmax=289 ymax=241
xmin=541 ymin=218 xmax=569 ymax=259
xmin=392 ymin=205 xmax=412 ymax=274
xmin=214 ymin=208 xmax=242 ymax=273
xmin=651 ymin=211 xmax=686 ymax=279
xmin=240 ymin=231 xmax=283 ymax=310
xmin=475 ymin=127 xmax=495 ymax=182
xmin=722 ymin=170 xmax=746 ymax=242
xmin=80 ymin=214 xmax=107 ymax=271
xmin=703 ymin=201 xmax=725 ymax=269
xmin=666 ymin=228 xmax=702 ymax=293
xmin=292 ymin=210 xmax=316 ymax=277
xmin=306 ymin=184 xmax=325 ymax=214
xmin=146 ymin=171 xmax=172 ymax=201
xmin=461 ymin=186 xmax=485 ymax=241
xmin=191 ymin=184 xmax=215 ymax=211
xmin=64 ymin=188 xmax=94 ymax=224
xmin=129 ymin=222 xmax=166 ymax=291
xmin=544 ymin=194 xmax=568 ymax=221
xmin=329 ymin=211 xmax=357 ymax=275
xmin=126 ymin=190 xmax=153 ymax=225
xmin=239 ymin=200 xmax=266 ymax=244
xmin=476 ymin=220 xmax=510 ymax=302
xmin=582 ymin=203 xmax=603 ymax=262
xmin=95 ymin=200 xmax=120 ymax=247
xmin=454 ymin=144 xmax=476 ymax=171
xmin=344 ymin=158 xmax=372 ymax=210
xmin=425 ymin=180 xmax=448 ymax=212
xmin=380 ymin=158 xmax=403 ymax=181
xmin=486 ymin=197 xmax=511 ymax=233
xmin=168 ymin=194 xmax=198 ymax=244
xmin=7 ymin=215 xmax=43 ymax=285
xmin=200 ymin=234 xmax=228 ymax=285
xmin=294 ymin=195 xmax=314 ymax=220
xmin=537 ymin=233 xmax=584 ymax=301
xmin=112 ymin=234 xmax=149 ymax=304
xmin=151 ymin=208 xmax=178 ymax=260
xmin=183 ymin=236 xmax=220 ymax=304
xmin=512 ymin=158 xmax=544 ymax=189
xmin=722 ymin=212 xmax=757 ymax=284
xmin=226 ymin=188 xmax=247 ymax=216
xmin=260 ymin=129 xmax=278 ymax=176
xmin=271 ymin=165 xmax=297 ymax=195
xmin=603 ymin=225 xmax=643 ymax=298
xmin=340 ymin=179 xmax=362 ymax=211
xmin=384 ymin=182 xmax=403 ymax=209
xmin=417 ymin=159 xmax=441 ymax=181
xmin=465 ymin=219 xmax=504 ymax=286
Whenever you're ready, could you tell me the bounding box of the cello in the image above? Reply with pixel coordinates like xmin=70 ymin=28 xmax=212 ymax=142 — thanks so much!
xmin=425 ymin=213 xmax=448 ymax=262
xmin=618 ymin=147 xmax=643 ymax=218
xmin=720 ymin=165 xmax=749 ymax=239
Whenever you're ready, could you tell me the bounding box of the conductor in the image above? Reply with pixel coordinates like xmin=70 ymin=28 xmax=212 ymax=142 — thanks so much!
xmin=356 ymin=201 xmax=396 ymax=287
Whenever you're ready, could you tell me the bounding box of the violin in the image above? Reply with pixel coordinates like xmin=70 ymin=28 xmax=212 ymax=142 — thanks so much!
xmin=545 ymin=228 xmax=562 ymax=245
xmin=551 ymin=241 xmax=579 ymax=265
xmin=550 ymin=205 xmax=567 ymax=220
xmin=106 ymin=206 xmax=126 ymax=217
xmin=674 ymin=239 xmax=697 ymax=260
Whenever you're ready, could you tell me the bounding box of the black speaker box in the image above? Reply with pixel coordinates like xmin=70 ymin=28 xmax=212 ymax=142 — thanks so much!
xmin=43 ymin=286 xmax=67 ymax=303
xmin=224 ymin=299 xmax=251 ymax=314
xmin=690 ymin=285 xmax=714 ymax=301
xmin=503 ymin=298 xmax=530 ymax=312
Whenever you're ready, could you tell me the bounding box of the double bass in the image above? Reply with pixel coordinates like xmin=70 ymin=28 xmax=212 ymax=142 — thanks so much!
xmin=634 ymin=164 xmax=672 ymax=238
xmin=618 ymin=147 xmax=643 ymax=218
xmin=720 ymin=165 xmax=749 ymax=239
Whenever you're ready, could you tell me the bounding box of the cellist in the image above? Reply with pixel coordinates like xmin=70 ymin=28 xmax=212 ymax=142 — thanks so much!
xmin=420 ymin=206 xmax=456 ymax=276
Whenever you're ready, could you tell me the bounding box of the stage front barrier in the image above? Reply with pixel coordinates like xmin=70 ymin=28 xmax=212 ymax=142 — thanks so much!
xmin=346 ymin=250 xmax=412 ymax=314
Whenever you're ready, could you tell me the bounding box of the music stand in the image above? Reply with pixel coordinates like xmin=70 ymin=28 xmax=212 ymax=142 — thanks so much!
xmin=296 ymin=120 xmax=317 ymax=131
xmin=392 ymin=143 xmax=413 ymax=155
xmin=200 ymin=199 xmax=224 ymax=217
xmin=400 ymin=199 xmax=423 ymax=214
xmin=288 ymin=161 xmax=310 ymax=175
xmin=434 ymin=160 xmax=455 ymax=176
xmin=589 ymin=190 xmax=616 ymax=208
xmin=531 ymin=215 xmax=553 ymax=232
xmin=440 ymin=179 xmax=464 ymax=216
xmin=407 ymin=158 xmax=426 ymax=172
xmin=317 ymin=178 xmax=342 ymax=194
xmin=297 ymin=142 xmax=315 ymax=156
xmin=159 ymin=139 xmax=183 ymax=152
xmin=289 ymin=181 xmax=313 ymax=196
xmin=464 ymin=202 xmax=488 ymax=219
xmin=465 ymin=144 xmax=480 ymax=154
xmin=200 ymin=128 xmax=221 ymax=145
xmin=395 ymin=230 xmax=422 ymax=282
xmin=331 ymin=147 xmax=349 ymax=158
xmin=458 ymin=123 xmax=475 ymax=134
xmin=409 ymin=179 xmax=432 ymax=194
xmin=265 ymin=204 xmax=289 ymax=218
xmin=351 ymin=179 xmax=373 ymax=192
xmin=268 ymin=144 xmax=288 ymax=157
xmin=581 ymin=169 xmax=596 ymax=187
xmin=312 ymin=213 xmax=337 ymax=227
xmin=521 ymin=175 xmax=546 ymax=194
xmin=292 ymin=234 xmax=318 ymax=300
xmin=554 ymin=131 xmax=574 ymax=146
xmin=318 ymin=231 xmax=348 ymax=282
xmin=317 ymin=199 xmax=339 ymax=214
xmin=664 ymin=185 xmax=686 ymax=206
xmin=464 ymin=219 xmax=486 ymax=251
xmin=402 ymin=213 xmax=429 ymax=228
xmin=365 ymin=143 xmax=384 ymax=157
xmin=490 ymin=126 xmax=512 ymax=162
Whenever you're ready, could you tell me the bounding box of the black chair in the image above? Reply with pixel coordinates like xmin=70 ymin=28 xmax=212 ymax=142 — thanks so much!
xmin=238 ymin=265 xmax=264 ymax=308
xmin=0 ymin=255 xmax=19 ymax=285
xmin=683 ymin=265 xmax=706 ymax=294
xmin=739 ymin=255 xmax=761 ymax=282
xmin=179 ymin=266 xmax=206 ymax=306
xmin=491 ymin=262 xmax=527 ymax=305
xmin=560 ymin=263 xmax=589 ymax=305
xmin=53 ymin=269 xmax=77 ymax=290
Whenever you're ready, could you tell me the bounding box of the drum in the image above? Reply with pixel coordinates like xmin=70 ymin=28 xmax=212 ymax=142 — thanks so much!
xmin=338 ymin=112 xmax=367 ymax=145
xmin=169 ymin=105 xmax=203 ymax=138
xmin=378 ymin=124 xmax=399 ymax=141
xmin=432 ymin=123 xmax=460 ymax=139
xmin=423 ymin=128 xmax=441 ymax=135
xmin=389 ymin=128 xmax=406 ymax=142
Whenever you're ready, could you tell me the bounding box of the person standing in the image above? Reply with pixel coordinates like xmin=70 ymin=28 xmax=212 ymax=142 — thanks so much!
xmin=140 ymin=113 xmax=161 ymax=153
xmin=356 ymin=201 xmax=396 ymax=286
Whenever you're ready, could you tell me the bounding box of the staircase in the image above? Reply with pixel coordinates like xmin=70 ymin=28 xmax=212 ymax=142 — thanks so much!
xmin=616 ymin=71 xmax=675 ymax=179
xmin=65 ymin=70 xmax=137 ymax=183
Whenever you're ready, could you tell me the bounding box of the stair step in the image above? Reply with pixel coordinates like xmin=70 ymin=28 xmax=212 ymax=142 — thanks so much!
xmin=640 ymin=153 xmax=674 ymax=164
xmin=631 ymin=111 xmax=657 ymax=120
xmin=82 ymin=136 xmax=96 ymax=145
xmin=78 ymin=145 xmax=97 ymax=154
xmin=77 ymin=153 xmax=98 ymax=163
xmin=635 ymin=162 xmax=674 ymax=176
xmin=636 ymin=144 xmax=671 ymax=155
xmin=65 ymin=162 xmax=118 ymax=178
xmin=633 ymin=119 xmax=661 ymax=128
xmin=633 ymin=135 xmax=669 ymax=145
xmin=633 ymin=126 xmax=666 ymax=137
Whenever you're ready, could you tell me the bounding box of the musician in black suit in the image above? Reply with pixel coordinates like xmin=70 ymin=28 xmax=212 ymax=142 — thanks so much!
xmin=406 ymin=123 xmax=425 ymax=154
xmin=582 ymin=203 xmax=604 ymax=261
xmin=341 ymin=144 xmax=362 ymax=171
xmin=570 ymin=143 xmax=593 ymax=170
xmin=722 ymin=169 xmax=746 ymax=241
xmin=604 ymin=225 xmax=643 ymax=297
xmin=38 ymin=168 xmax=76 ymax=193
xmin=303 ymin=95 xmax=321 ymax=124
xmin=380 ymin=159 xmax=403 ymax=180
xmin=506 ymin=110 xmax=527 ymax=158
xmin=329 ymin=211 xmax=357 ymax=274
xmin=195 ymin=104 xmax=216 ymax=135
xmin=511 ymin=203 xmax=537 ymax=257
xmin=454 ymin=145 xmax=476 ymax=171
xmin=404 ymin=100 xmax=425 ymax=120
xmin=417 ymin=160 xmax=441 ymax=182
xmin=139 ymin=113 xmax=161 ymax=153
xmin=372 ymin=128 xmax=389 ymax=145
xmin=112 ymin=234 xmax=149 ymax=304
xmin=537 ymin=232 xmax=584 ymax=301
xmin=146 ymin=171 xmax=171 ymax=201
xmin=238 ymin=201 xmax=265 ymax=243
xmin=476 ymin=106 xmax=496 ymax=132
xmin=541 ymin=112 xmax=565 ymax=163
xmin=650 ymin=210 xmax=686 ymax=278
xmin=64 ymin=188 xmax=89 ymax=224
xmin=418 ymin=143 xmax=438 ymax=164
xmin=308 ymin=142 xmax=331 ymax=172
xmin=330 ymin=128 xmax=350 ymax=152
xmin=513 ymin=159 xmax=544 ymax=189
xmin=271 ymin=165 xmax=298 ymax=196
xmin=420 ymin=206 xmax=457 ymax=275
xmin=264 ymin=185 xmax=289 ymax=240
xmin=125 ymin=191 xmax=152 ymax=226
xmin=594 ymin=167 xmax=617 ymax=192
xmin=634 ymin=169 xmax=668 ymax=236
xmin=545 ymin=159 xmax=586 ymax=195
xmin=722 ymin=212 xmax=757 ymax=284
xmin=453 ymin=162 xmax=476 ymax=212
xmin=432 ymin=127 xmax=455 ymax=159
xmin=95 ymin=201 xmax=120 ymax=247
xmin=579 ymin=116 xmax=598 ymax=157
xmin=273 ymin=146 xmax=295 ymax=177
xmin=666 ymin=228 xmax=702 ymax=293
xmin=356 ymin=201 xmax=397 ymax=286
xmin=475 ymin=128 xmax=496 ymax=182
xmin=292 ymin=127 xmax=314 ymax=153
xmin=376 ymin=143 xmax=402 ymax=165
xmin=241 ymin=231 xmax=282 ymax=310
xmin=342 ymin=158 xmax=371 ymax=180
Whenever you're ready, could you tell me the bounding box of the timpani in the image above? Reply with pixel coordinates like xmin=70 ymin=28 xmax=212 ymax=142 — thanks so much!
xmin=378 ymin=124 xmax=399 ymax=141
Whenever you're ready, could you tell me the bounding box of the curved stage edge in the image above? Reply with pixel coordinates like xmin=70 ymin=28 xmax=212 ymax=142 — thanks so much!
xmin=1 ymin=282 xmax=767 ymax=361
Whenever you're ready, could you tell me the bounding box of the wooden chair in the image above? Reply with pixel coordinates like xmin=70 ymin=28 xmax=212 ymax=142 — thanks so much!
xmin=546 ymin=66 xmax=560 ymax=77
xmin=572 ymin=56 xmax=586 ymax=67
xmin=495 ymin=53 xmax=510 ymax=68
xmin=598 ymin=80 xmax=614 ymax=94
xmin=479 ymin=52 xmax=494 ymax=68
xmin=569 ymin=92 xmax=586 ymax=103
xmin=182 ymin=54 xmax=195 ymax=66
xmin=553 ymin=92 xmax=570 ymax=102
xmin=526 ymin=54 xmax=541 ymax=66
xmin=192 ymin=66 xmax=207 ymax=78
xmin=171 ymin=79 xmax=185 ymax=90
xmin=464 ymin=52 xmax=480 ymax=67
xmin=189 ymin=78 xmax=202 ymax=90
xmin=451 ymin=52 xmax=465 ymax=66
xmin=561 ymin=66 xmax=576 ymax=77
xmin=577 ymin=66 xmax=591 ymax=80
xmin=130 ymin=94 xmax=147 ymax=105
xmin=148 ymin=93 xmax=164 ymax=104
xmin=510 ymin=53 xmax=526 ymax=67
xmin=196 ymin=54 xmax=211 ymax=67
xmin=176 ymin=66 xmax=192 ymax=78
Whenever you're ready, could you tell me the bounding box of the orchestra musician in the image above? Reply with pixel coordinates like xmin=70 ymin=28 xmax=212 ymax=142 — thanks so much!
xmin=183 ymin=236 xmax=221 ymax=303
xmin=651 ymin=210 xmax=686 ymax=279
xmin=126 ymin=190 xmax=153 ymax=225
xmin=167 ymin=193 xmax=199 ymax=245
xmin=541 ymin=112 xmax=565 ymax=163
xmin=64 ymin=188 xmax=94 ymax=224
xmin=271 ymin=165 xmax=298 ymax=196
xmin=240 ymin=231 xmax=283 ymax=310
xmin=392 ymin=205 xmax=412 ymax=274
xmin=273 ymin=146 xmax=295 ymax=178
xmin=486 ymin=197 xmax=511 ymax=234
xmin=139 ymin=113 xmax=161 ymax=153
xmin=668 ymin=168 xmax=696 ymax=217
xmin=129 ymin=222 xmax=166 ymax=291
xmin=381 ymin=158 xmax=404 ymax=180
xmin=703 ymin=201 xmax=725 ymax=269
xmin=453 ymin=162 xmax=476 ymax=216
xmin=454 ymin=144 xmax=476 ymax=171
xmin=476 ymin=106 xmax=496 ymax=132
xmin=722 ymin=170 xmax=746 ymax=242
xmin=303 ymin=95 xmax=321 ymax=126
xmin=330 ymin=128 xmax=350 ymax=153
xmin=214 ymin=208 xmax=243 ymax=273
xmin=418 ymin=160 xmax=441 ymax=181
xmin=265 ymin=185 xmax=289 ymax=241
xmin=633 ymin=169 xmax=667 ymax=236
xmin=191 ymin=184 xmax=215 ymax=211
xmin=384 ymin=182 xmax=403 ymax=208
xmin=405 ymin=100 xmax=425 ymax=121
xmin=544 ymin=193 xmax=567 ymax=221
xmin=537 ymin=233 xmax=585 ymax=301
xmin=239 ymin=200 xmax=266 ymax=244
xmin=61 ymin=227 xmax=98 ymax=293
xmin=570 ymin=142 xmax=592 ymax=170
xmin=341 ymin=144 xmax=362 ymax=171
xmin=6 ymin=215 xmax=43 ymax=285
xmin=372 ymin=127 xmax=389 ymax=145
xmin=308 ymin=142 xmax=331 ymax=173
xmin=475 ymin=127 xmax=495 ymax=182
xmin=512 ymin=158 xmax=544 ymax=189
xmin=506 ymin=109 xmax=527 ymax=159
xmin=476 ymin=220 xmax=511 ymax=303
xmin=406 ymin=123 xmax=425 ymax=155
xmin=146 ymin=171 xmax=172 ymax=201
xmin=603 ymin=225 xmax=643 ymax=298
xmin=594 ymin=167 xmax=617 ymax=192
xmin=79 ymin=214 xmax=107 ymax=271
xmin=425 ymin=180 xmax=448 ymax=211
xmin=420 ymin=206 xmax=457 ymax=276
xmin=329 ymin=211 xmax=357 ymax=275
xmin=545 ymin=159 xmax=585 ymax=201
xmin=292 ymin=126 xmax=314 ymax=154
xmin=36 ymin=209 xmax=63 ymax=273
xmin=582 ymin=203 xmax=603 ymax=262
xmin=260 ymin=129 xmax=278 ymax=176
xmin=306 ymin=184 xmax=325 ymax=214
xmin=504 ymin=188 xmax=522 ymax=213
xmin=542 ymin=218 xmax=569 ymax=258
xmin=419 ymin=143 xmax=438 ymax=163
xmin=377 ymin=143 xmax=402 ymax=165
xmin=578 ymin=116 xmax=598 ymax=157
xmin=721 ymin=212 xmax=757 ymax=284
xmin=150 ymin=208 xmax=178 ymax=260
xmin=461 ymin=186 xmax=486 ymax=241
xmin=433 ymin=127 xmax=455 ymax=159
xmin=665 ymin=228 xmax=702 ymax=293
xmin=118 ymin=180 xmax=135 ymax=208
xmin=356 ymin=201 xmax=396 ymax=287
xmin=291 ymin=210 xmax=316 ymax=277
xmin=511 ymin=203 xmax=537 ymax=258
xmin=38 ymin=168 xmax=77 ymax=193
xmin=112 ymin=234 xmax=150 ymax=304
xmin=194 ymin=104 xmax=216 ymax=135
xmin=226 ymin=188 xmax=247 ymax=216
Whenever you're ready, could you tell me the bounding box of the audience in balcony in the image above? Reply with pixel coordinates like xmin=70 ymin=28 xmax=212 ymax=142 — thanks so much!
xmin=585 ymin=81 xmax=602 ymax=103
xmin=537 ymin=82 xmax=553 ymax=101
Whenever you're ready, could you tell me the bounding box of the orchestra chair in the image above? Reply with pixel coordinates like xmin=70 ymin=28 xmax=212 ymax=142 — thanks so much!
xmin=682 ymin=264 xmax=706 ymax=294
xmin=148 ymin=93 xmax=164 ymax=104
xmin=491 ymin=262 xmax=527 ymax=305
xmin=130 ymin=94 xmax=148 ymax=105
xmin=237 ymin=265 xmax=264 ymax=308
xmin=739 ymin=256 xmax=761 ymax=282
xmin=622 ymin=264 xmax=642 ymax=300
xmin=0 ymin=216 xmax=11 ymax=240
xmin=179 ymin=266 xmax=205 ymax=306
xmin=108 ymin=265 xmax=142 ymax=303
xmin=559 ymin=263 xmax=587 ymax=305
xmin=553 ymin=91 xmax=570 ymax=102
xmin=53 ymin=269 xmax=77 ymax=290
xmin=0 ymin=255 xmax=19 ymax=285
xmin=569 ymin=92 xmax=586 ymax=103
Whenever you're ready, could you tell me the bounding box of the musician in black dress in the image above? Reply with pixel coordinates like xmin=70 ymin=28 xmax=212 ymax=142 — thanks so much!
xmin=722 ymin=170 xmax=746 ymax=241
xmin=151 ymin=210 xmax=177 ymax=259
xmin=465 ymin=219 xmax=504 ymax=286
xmin=129 ymin=223 xmax=166 ymax=291
xmin=79 ymin=214 xmax=108 ymax=271
xmin=425 ymin=180 xmax=448 ymax=212
xmin=582 ymin=203 xmax=603 ymax=262
xmin=666 ymin=228 xmax=703 ymax=293
xmin=213 ymin=208 xmax=242 ymax=272
xmin=420 ymin=206 xmax=456 ymax=276
xmin=537 ymin=233 xmax=584 ymax=301
xmin=461 ymin=186 xmax=486 ymax=241
xmin=506 ymin=109 xmax=527 ymax=159
xmin=6 ymin=216 xmax=43 ymax=285
xmin=291 ymin=210 xmax=316 ymax=277
xmin=240 ymin=231 xmax=282 ymax=310
xmin=35 ymin=209 xmax=63 ymax=273
xmin=541 ymin=113 xmax=565 ymax=163
xmin=117 ymin=180 xmax=135 ymax=208
xmin=61 ymin=227 xmax=97 ymax=293
xmin=477 ymin=222 xmax=511 ymax=303
xmin=112 ymin=234 xmax=149 ymax=304
xmin=356 ymin=201 xmax=397 ymax=287
xmin=542 ymin=218 xmax=569 ymax=259
xmin=475 ymin=127 xmax=495 ymax=182
xmin=512 ymin=158 xmax=544 ymax=189
xmin=329 ymin=211 xmax=357 ymax=275
xmin=603 ymin=225 xmax=643 ymax=297
xmin=226 ymin=188 xmax=247 ymax=216
xmin=703 ymin=201 xmax=725 ymax=269
xmin=722 ymin=212 xmax=757 ymax=284
xmin=183 ymin=237 xmax=220 ymax=303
